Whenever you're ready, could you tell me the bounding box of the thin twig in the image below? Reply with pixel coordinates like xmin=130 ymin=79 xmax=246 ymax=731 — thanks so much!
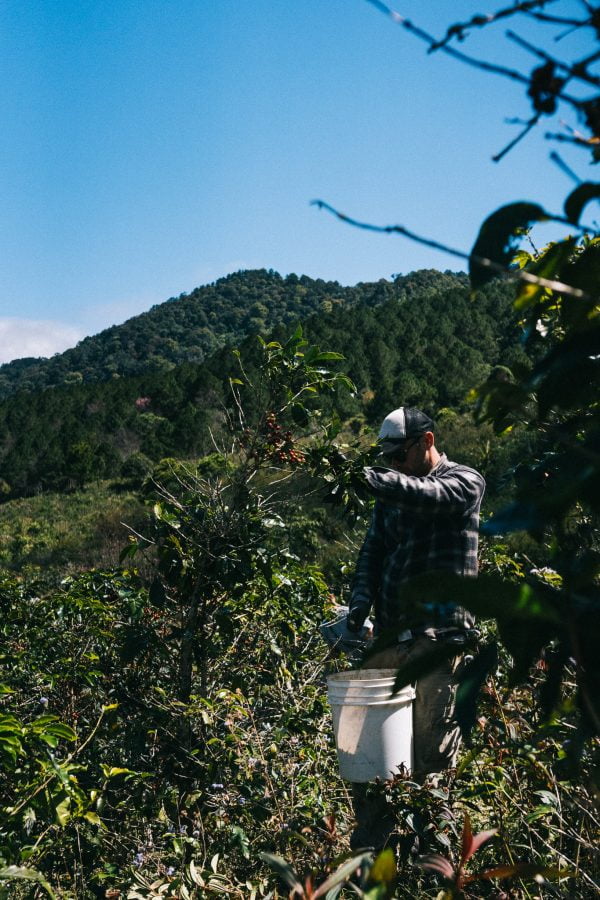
xmin=545 ymin=130 xmax=600 ymax=151
xmin=364 ymin=0 xmax=582 ymax=110
xmin=420 ymin=1 xmax=556 ymax=49
xmin=502 ymin=789 xmax=600 ymax=892
xmin=312 ymin=200 xmax=593 ymax=300
xmin=525 ymin=11 xmax=590 ymax=28
xmin=506 ymin=29 xmax=600 ymax=88
xmin=493 ymin=114 xmax=541 ymax=162
xmin=549 ymin=150 xmax=582 ymax=184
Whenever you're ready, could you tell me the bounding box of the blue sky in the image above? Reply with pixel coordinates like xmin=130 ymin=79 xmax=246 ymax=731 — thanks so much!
xmin=0 ymin=0 xmax=594 ymax=362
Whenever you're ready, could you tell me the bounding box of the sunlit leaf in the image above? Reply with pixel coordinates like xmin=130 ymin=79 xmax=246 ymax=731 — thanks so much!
xmin=54 ymin=796 xmax=71 ymax=826
xmin=83 ymin=810 xmax=104 ymax=827
xmin=100 ymin=765 xmax=137 ymax=778
xmin=369 ymin=848 xmax=396 ymax=884
xmin=189 ymin=860 xmax=204 ymax=886
xmin=312 ymin=852 xmax=372 ymax=898
xmin=514 ymin=238 xmax=576 ymax=312
xmin=525 ymin=804 xmax=556 ymax=823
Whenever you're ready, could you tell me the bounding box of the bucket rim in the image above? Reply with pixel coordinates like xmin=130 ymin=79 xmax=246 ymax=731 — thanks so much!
xmin=326 ymin=672 xmax=415 ymax=702
xmin=327 ymin=668 xmax=403 ymax=684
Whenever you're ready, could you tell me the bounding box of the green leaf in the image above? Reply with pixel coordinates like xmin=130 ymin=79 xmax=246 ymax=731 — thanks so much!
xmin=189 ymin=859 xmax=204 ymax=886
xmin=83 ymin=810 xmax=105 ymax=827
xmin=536 ymin=789 xmax=559 ymax=806
xmin=100 ymin=765 xmax=137 ymax=779
xmin=525 ymin=804 xmax=556 ymax=823
xmin=456 ymin=746 xmax=481 ymax=776
xmin=54 ymin=796 xmax=71 ymax=827
xmin=0 ymin=867 xmax=56 ymax=899
xmin=230 ymin=825 xmax=250 ymax=859
xmin=44 ymin=722 xmax=77 ymax=741
xmin=312 ymin=853 xmax=373 ymax=898
xmin=469 ymin=202 xmax=547 ymax=288
xmin=564 ymin=182 xmax=600 ymax=224
xmin=513 ymin=238 xmax=576 ymax=312
xmin=311 ymin=351 xmax=345 ymax=362
xmin=0 ymin=734 xmax=23 ymax=762
xmin=259 ymin=852 xmax=303 ymax=893
xmin=369 ymin=848 xmax=397 ymax=884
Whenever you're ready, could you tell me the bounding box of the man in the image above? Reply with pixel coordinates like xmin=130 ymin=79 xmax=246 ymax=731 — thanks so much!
xmin=346 ymin=406 xmax=485 ymax=847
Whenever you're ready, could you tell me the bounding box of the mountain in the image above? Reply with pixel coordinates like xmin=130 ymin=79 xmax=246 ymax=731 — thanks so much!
xmin=0 ymin=268 xmax=526 ymax=501
xmin=0 ymin=269 xmax=409 ymax=400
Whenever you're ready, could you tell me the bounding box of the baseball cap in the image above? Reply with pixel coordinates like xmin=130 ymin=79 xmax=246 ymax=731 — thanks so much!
xmin=378 ymin=406 xmax=434 ymax=454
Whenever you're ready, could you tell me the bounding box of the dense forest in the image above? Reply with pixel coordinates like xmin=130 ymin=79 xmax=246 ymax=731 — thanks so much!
xmin=0 ymin=269 xmax=527 ymax=501
xmin=0 ymin=269 xmax=411 ymax=399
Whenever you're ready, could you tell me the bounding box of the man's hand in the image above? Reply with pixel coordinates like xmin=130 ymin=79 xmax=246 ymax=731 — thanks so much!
xmin=346 ymin=602 xmax=370 ymax=634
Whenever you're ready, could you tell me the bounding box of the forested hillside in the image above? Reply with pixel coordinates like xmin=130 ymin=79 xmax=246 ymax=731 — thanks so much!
xmin=0 ymin=269 xmax=409 ymax=399
xmin=0 ymin=271 xmax=526 ymax=500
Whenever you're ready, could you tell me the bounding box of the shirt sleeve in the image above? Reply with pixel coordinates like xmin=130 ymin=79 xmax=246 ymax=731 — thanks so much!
xmin=350 ymin=501 xmax=385 ymax=614
xmin=363 ymin=464 xmax=485 ymax=515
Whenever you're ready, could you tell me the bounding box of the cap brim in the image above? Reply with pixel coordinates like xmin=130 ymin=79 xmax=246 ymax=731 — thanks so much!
xmin=378 ymin=440 xmax=402 ymax=456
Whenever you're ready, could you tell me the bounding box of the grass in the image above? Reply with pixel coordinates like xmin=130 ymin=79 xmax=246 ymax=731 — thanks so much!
xmin=0 ymin=480 xmax=147 ymax=577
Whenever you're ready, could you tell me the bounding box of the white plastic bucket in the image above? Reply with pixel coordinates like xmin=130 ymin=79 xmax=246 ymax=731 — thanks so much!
xmin=326 ymin=669 xmax=415 ymax=782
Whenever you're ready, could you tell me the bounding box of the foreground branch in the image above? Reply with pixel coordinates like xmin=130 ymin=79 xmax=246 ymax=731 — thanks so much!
xmin=312 ymin=199 xmax=590 ymax=300
xmin=365 ymin=0 xmax=583 ymax=110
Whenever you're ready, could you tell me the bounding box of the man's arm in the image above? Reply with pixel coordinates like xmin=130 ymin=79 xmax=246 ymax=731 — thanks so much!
xmin=363 ymin=464 xmax=485 ymax=515
xmin=347 ymin=502 xmax=385 ymax=632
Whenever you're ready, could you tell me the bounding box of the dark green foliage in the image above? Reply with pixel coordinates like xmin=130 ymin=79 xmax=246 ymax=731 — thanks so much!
xmin=0 ymin=270 xmax=525 ymax=503
xmin=470 ymin=235 xmax=600 ymax=747
xmin=0 ymin=270 xmax=375 ymax=400
xmin=120 ymin=452 xmax=153 ymax=484
xmin=0 ymin=483 xmax=147 ymax=575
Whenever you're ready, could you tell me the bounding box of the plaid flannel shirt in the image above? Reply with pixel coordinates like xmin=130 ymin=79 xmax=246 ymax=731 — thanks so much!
xmin=350 ymin=454 xmax=485 ymax=634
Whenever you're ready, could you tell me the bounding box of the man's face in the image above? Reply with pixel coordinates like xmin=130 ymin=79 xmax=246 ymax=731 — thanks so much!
xmin=384 ymin=435 xmax=430 ymax=476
